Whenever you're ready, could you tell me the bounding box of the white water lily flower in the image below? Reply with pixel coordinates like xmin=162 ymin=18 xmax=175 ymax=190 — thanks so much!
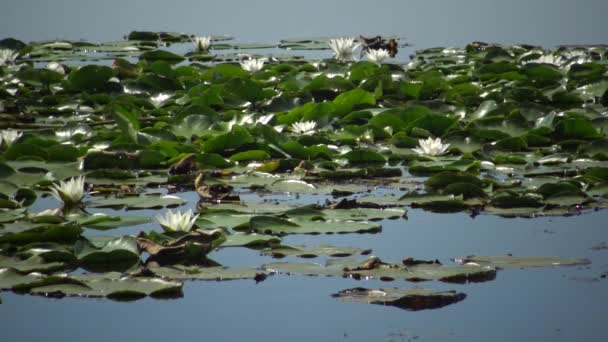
xmin=0 ymin=129 xmax=22 ymax=147
xmin=328 ymin=37 xmax=360 ymax=62
xmin=364 ymin=49 xmax=390 ymax=64
xmin=0 ymin=49 xmax=18 ymax=66
xmin=46 ymin=62 xmax=65 ymax=75
xmin=191 ymin=36 xmax=212 ymax=52
xmin=526 ymin=54 xmax=565 ymax=67
xmin=291 ymin=121 xmax=317 ymax=135
xmin=480 ymin=161 xmax=496 ymax=171
xmin=227 ymin=113 xmax=275 ymax=130
xmin=55 ymin=126 xmax=89 ymax=141
xmin=150 ymin=93 xmax=172 ymax=107
xmin=156 ymin=209 xmax=199 ymax=232
xmin=412 ymin=137 xmax=450 ymax=156
xmin=49 ymin=176 xmax=86 ymax=206
xmin=240 ymin=57 xmax=266 ymax=73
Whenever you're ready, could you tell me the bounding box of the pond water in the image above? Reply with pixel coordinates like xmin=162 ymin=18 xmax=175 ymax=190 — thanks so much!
xmin=2 ymin=0 xmax=608 ymax=49
xmin=2 ymin=192 xmax=608 ymax=341
xmin=2 ymin=1 xmax=608 ymax=341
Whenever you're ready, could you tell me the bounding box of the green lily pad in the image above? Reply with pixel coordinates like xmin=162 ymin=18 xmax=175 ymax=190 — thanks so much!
xmin=89 ymin=194 xmax=186 ymax=209
xmin=74 ymin=236 xmax=140 ymax=269
xmin=261 ymin=244 xmax=371 ymax=258
xmin=343 ymin=258 xmax=497 ymax=283
xmin=332 ymin=287 xmax=466 ymax=311
xmin=243 ymin=216 xmax=382 ymax=235
xmin=263 ymin=261 xmax=347 ymax=277
xmin=0 ymin=255 xmax=69 ymax=274
xmin=222 ymin=233 xmax=281 ymax=248
xmin=0 ymin=223 xmax=82 ymax=245
xmin=77 ymin=214 xmax=151 ymax=230
xmin=0 ymin=268 xmax=42 ymax=290
xmin=17 ymin=272 xmax=183 ymax=300
xmin=149 ymin=265 xmax=264 ymax=281
xmin=453 ymin=255 xmax=591 ymax=269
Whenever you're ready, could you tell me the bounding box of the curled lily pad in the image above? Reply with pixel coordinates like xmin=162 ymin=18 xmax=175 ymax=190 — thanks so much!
xmin=136 ymin=229 xmax=226 ymax=264
xmin=332 ymin=287 xmax=466 ymax=311
xmin=74 ymin=236 xmax=140 ymax=271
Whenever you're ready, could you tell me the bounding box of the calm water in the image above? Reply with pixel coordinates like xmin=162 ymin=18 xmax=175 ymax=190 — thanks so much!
xmin=2 ymin=0 xmax=608 ymax=49
xmin=2 ymin=193 xmax=608 ymax=341
xmin=2 ymin=1 xmax=608 ymax=340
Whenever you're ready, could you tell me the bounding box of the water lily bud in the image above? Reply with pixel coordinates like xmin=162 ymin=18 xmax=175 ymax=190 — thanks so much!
xmin=46 ymin=62 xmax=65 ymax=75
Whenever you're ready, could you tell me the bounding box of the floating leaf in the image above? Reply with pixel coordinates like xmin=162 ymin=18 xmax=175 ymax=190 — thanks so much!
xmin=332 ymin=287 xmax=466 ymax=311
xmin=454 ymin=255 xmax=591 ymax=269
xmin=89 ymin=195 xmax=186 ymax=209
xmin=244 ymin=216 xmax=382 ymax=235
xmin=74 ymin=236 xmax=140 ymax=270
xmin=149 ymin=265 xmax=263 ymax=281
xmin=17 ymin=272 xmax=183 ymax=300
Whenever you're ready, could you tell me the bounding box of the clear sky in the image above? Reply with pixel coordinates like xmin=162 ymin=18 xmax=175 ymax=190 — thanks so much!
xmin=1 ymin=0 xmax=607 ymax=48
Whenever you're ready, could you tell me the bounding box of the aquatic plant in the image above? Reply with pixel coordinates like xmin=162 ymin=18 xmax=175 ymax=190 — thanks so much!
xmin=191 ymin=36 xmax=212 ymax=52
xmin=412 ymin=137 xmax=450 ymax=156
xmin=156 ymin=209 xmax=200 ymax=232
xmin=0 ymin=49 xmax=18 ymax=66
xmin=0 ymin=129 xmax=22 ymax=147
xmin=49 ymin=176 xmax=86 ymax=206
xmin=291 ymin=121 xmax=317 ymax=135
xmin=328 ymin=37 xmax=360 ymax=62
xmin=364 ymin=48 xmax=390 ymax=64
xmin=239 ymin=57 xmax=265 ymax=73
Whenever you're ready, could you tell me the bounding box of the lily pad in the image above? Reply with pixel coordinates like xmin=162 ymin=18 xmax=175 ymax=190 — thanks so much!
xmin=74 ymin=236 xmax=140 ymax=270
xmin=332 ymin=287 xmax=466 ymax=311
xmin=89 ymin=194 xmax=186 ymax=209
xmin=149 ymin=265 xmax=264 ymax=281
xmin=261 ymin=244 xmax=371 ymax=258
xmin=0 ymin=255 xmax=69 ymax=274
xmin=17 ymin=272 xmax=183 ymax=300
xmin=243 ymin=216 xmax=382 ymax=235
xmin=453 ymin=255 xmax=591 ymax=269
xmin=222 ymin=233 xmax=281 ymax=248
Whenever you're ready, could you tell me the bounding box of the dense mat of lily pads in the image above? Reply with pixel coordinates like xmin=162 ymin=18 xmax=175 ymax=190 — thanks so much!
xmin=0 ymin=33 xmax=604 ymax=307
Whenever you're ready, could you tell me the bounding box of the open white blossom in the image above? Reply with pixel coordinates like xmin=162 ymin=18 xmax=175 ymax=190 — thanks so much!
xmin=191 ymin=36 xmax=212 ymax=52
xmin=227 ymin=113 xmax=275 ymax=130
xmin=49 ymin=176 xmax=86 ymax=206
xmin=0 ymin=49 xmax=18 ymax=66
xmin=156 ymin=209 xmax=199 ymax=232
xmin=524 ymin=54 xmax=565 ymax=67
xmin=150 ymin=93 xmax=172 ymax=107
xmin=291 ymin=121 xmax=317 ymax=135
xmin=55 ymin=126 xmax=89 ymax=141
xmin=364 ymin=49 xmax=390 ymax=64
xmin=240 ymin=57 xmax=266 ymax=73
xmin=328 ymin=37 xmax=360 ymax=62
xmin=412 ymin=137 xmax=450 ymax=156
xmin=0 ymin=129 xmax=22 ymax=147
